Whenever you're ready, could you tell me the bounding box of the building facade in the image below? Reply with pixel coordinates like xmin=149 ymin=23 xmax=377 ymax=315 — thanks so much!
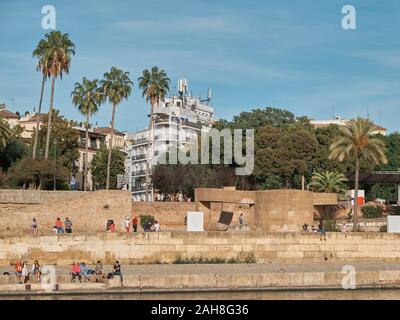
xmin=310 ymin=116 xmax=387 ymax=135
xmin=126 ymin=80 xmax=215 ymax=201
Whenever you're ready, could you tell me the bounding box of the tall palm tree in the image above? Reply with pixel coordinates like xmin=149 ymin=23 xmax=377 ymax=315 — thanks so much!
xmin=329 ymin=117 xmax=387 ymax=229
xmin=43 ymin=31 xmax=75 ymax=160
xmin=32 ymin=38 xmax=50 ymax=159
xmin=138 ymin=66 xmax=170 ymax=201
xmin=71 ymin=78 xmax=103 ymax=191
xmin=308 ymin=171 xmax=348 ymax=194
xmin=101 ymin=67 xmax=133 ymax=190
xmin=0 ymin=116 xmax=11 ymax=149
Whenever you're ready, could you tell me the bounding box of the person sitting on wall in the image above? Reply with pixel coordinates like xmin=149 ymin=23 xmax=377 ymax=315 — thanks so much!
xmin=71 ymin=262 xmax=82 ymax=283
xmin=31 ymin=218 xmax=38 ymax=235
xmin=302 ymin=223 xmax=308 ymax=232
xmin=79 ymin=262 xmax=91 ymax=282
xmin=112 ymin=260 xmax=123 ymax=286
xmin=151 ymin=221 xmax=161 ymax=232
xmin=15 ymin=260 xmax=23 ymax=284
xmin=31 ymin=260 xmax=41 ymax=282
xmin=55 ymin=218 xmax=64 ymax=234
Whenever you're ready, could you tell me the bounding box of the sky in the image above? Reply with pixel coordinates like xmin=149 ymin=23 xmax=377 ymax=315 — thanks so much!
xmin=1 ymin=0 xmax=400 ymax=132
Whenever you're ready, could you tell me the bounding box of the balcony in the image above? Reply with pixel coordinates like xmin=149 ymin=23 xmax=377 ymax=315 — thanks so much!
xmin=131 ymin=154 xmax=147 ymax=161
xmin=131 ymin=185 xmax=148 ymax=192
xmin=132 ymin=170 xmax=146 ymax=176
xmin=181 ymin=120 xmax=202 ymax=129
xmin=132 ymin=138 xmax=148 ymax=145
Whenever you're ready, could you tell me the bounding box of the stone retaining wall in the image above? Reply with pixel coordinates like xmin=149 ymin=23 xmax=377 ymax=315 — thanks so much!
xmin=1 ymin=232 xmax=400 ymax=266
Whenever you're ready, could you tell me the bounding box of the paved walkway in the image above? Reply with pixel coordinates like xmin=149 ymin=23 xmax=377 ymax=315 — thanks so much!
xmin=2 ymin=261 xmax=400 ymax=276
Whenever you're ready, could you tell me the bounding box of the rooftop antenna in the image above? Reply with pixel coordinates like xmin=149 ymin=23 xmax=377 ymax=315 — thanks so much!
xmin=200 ymin=88 xmax=212 ymax=104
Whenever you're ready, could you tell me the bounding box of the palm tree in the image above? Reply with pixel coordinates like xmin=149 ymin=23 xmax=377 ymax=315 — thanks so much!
xmin=329 ymin=117 xmax=387 ymax=229
xmin=308 ymin=171 xmax=348 ymax=194
xmin=0 ymin=116 xmax=11 ymax=149
xmin=43 ymin=31 xmax=75 ymax=160
xmin=32 ymin=38 xmax=50 ymax=159
xmin=101 ymin=67 xmax=133 ymax=190
xmin=71 ymin=78 xmax=103 ymax=191
xmin=138 ymin=66 xmax=170 ymax=201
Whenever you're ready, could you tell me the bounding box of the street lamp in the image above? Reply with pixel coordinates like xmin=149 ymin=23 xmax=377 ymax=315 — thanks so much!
xmin=53 ymin=140 xmax=57 ymax=191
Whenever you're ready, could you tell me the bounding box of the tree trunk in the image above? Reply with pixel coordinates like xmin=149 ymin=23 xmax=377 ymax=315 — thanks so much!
xmin=145 ymin=101 xmax=155 ymax=202
xmin=353 ymin=155 xmax=360 ymax=231
xmin=84 ymin=113 xmax=90 ymax=191
xmin=106 ymin=103 xmax=116 ymax=190
xmin=32 ymin=75 xmax=46 ymax=159
xmin=44 ymin=76 xmax=56 ymax=159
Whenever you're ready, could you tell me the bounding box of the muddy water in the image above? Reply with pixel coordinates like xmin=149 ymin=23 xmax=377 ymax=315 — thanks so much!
xmin=3 ymin=289 xmax=400 ymax=300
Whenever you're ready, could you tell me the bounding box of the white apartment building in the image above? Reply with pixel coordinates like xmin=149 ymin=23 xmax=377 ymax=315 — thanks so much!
xmin=126 ymin=79 xmax=215 ymax=201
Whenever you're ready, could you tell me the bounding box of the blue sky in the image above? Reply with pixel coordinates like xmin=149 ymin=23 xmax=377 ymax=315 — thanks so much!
xmin=1 ymin=0 xmax=400 ymax=132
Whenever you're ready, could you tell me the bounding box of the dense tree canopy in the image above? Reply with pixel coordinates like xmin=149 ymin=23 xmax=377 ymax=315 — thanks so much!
xmin=91 ymin=147 xmax=126 ymax=189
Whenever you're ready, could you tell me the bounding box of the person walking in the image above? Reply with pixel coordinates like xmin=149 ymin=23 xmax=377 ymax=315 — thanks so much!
xmin=132 ymin=216 xmax=138 ymax=233
xmin=65 ymin=217 xmax=73 ymax=234
xmin=318 ymin=221 xmax=327 ymax=242
xmin=238 ymin=213 xmax=244 ymax=230
xmin=341 ymin=221 xmax=348 ymax=238
xmin=124 ymin=217 xmax=131 ymax=233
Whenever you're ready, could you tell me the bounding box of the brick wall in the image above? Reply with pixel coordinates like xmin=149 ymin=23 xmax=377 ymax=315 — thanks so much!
xmin=132 ymin=202 xmax=196 ymax=230
xmin=0 ymin=190 xmax=131 ymax=235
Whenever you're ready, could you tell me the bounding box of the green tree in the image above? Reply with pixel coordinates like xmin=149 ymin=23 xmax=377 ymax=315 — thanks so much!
xmin=91 ymin=147 xmax=126 ymax=189
xmin=0 ymin=139 xmax=28 ymax=171
xmin=8 ymin=157 xmax=68 ymax=190
xmin=138 ymin=66 xmax=170 ymax=201
xmin=42 ymin=31 xmax=75 ymax=159
xmin=101 ymin=67 xmax=133 ymax=190
xmin=37 ymin=110 xmax=80 ymax=171
xmin=308 ymin=171 xmax=348 ymax=194
xmin=254 ymin=125 xmax=318 ymax=188
xmin=329 ymin=117 xmax=387 ymax=229
xmin=32 ymin=37 xmax=49 ymax=159
xmin=71 ymin=77 xmax=103 ymax=191
xmin=0 ymin=116 xmax=11 ymax=150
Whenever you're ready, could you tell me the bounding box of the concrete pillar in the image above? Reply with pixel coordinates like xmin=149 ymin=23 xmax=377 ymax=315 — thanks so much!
xmin=397 ymin=184 xmax=400 ymax=205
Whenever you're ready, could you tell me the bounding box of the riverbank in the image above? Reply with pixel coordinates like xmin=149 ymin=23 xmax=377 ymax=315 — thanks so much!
xmin=1 ymin=262 xmax=400 ymax=296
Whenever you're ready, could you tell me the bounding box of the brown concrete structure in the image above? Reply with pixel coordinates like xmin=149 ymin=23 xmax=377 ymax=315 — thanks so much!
xmin=196 ymin=188 xmax=337 ymax=232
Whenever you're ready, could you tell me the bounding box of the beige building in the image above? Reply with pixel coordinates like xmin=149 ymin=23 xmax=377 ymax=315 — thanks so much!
xmin=72 ymin=126 xmax=105 ymax=191
xmin=18 ymin=112 xmax=44 ymax=139
xmin=0 ymin=105 xmax=19 ymax=129
xmin=94 ymin=126 xmax=127 ymax=152
xmin=310 ymin=116 xmax=387 ymax=135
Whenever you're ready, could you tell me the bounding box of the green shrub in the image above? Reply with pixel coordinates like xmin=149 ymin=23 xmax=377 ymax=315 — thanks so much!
xmin=380 ymin=225 xmax=387 ymax=233
xmin=324 ymin=220 xmax=339 ymax=232
xmin=361 ymin=205 xmax=383 ymax=218
xmin=139 ymin=215 xmax=155 ymax=230
xmin=388 ymin=206 xmax=400 ymax=215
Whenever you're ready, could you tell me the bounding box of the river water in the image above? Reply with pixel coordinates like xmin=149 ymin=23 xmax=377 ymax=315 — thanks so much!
xmin=3 ymin=289 xmax=400 ymax=300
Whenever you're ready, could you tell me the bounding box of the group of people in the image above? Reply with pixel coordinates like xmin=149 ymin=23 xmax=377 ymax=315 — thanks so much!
xmin=302 ymin=221 xmax=327 ymax=241
xmin=30 ymin=216 xmax=162 ymax=235
xmin=52 ymin=217 xmax=73 ymax=234
xmin=70 ymin=260 xmax=123 ymax=285
xmin=121 ymin=216 xmax=160 ymax=233
xmin=14 ymin=260 xmax=41 ymax=284
xmin=303 ymin=220 xmax=348 ymax=240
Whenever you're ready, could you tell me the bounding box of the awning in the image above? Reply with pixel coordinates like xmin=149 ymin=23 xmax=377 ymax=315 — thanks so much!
xmin=345 ymin=171 xmax=400 ymax=184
